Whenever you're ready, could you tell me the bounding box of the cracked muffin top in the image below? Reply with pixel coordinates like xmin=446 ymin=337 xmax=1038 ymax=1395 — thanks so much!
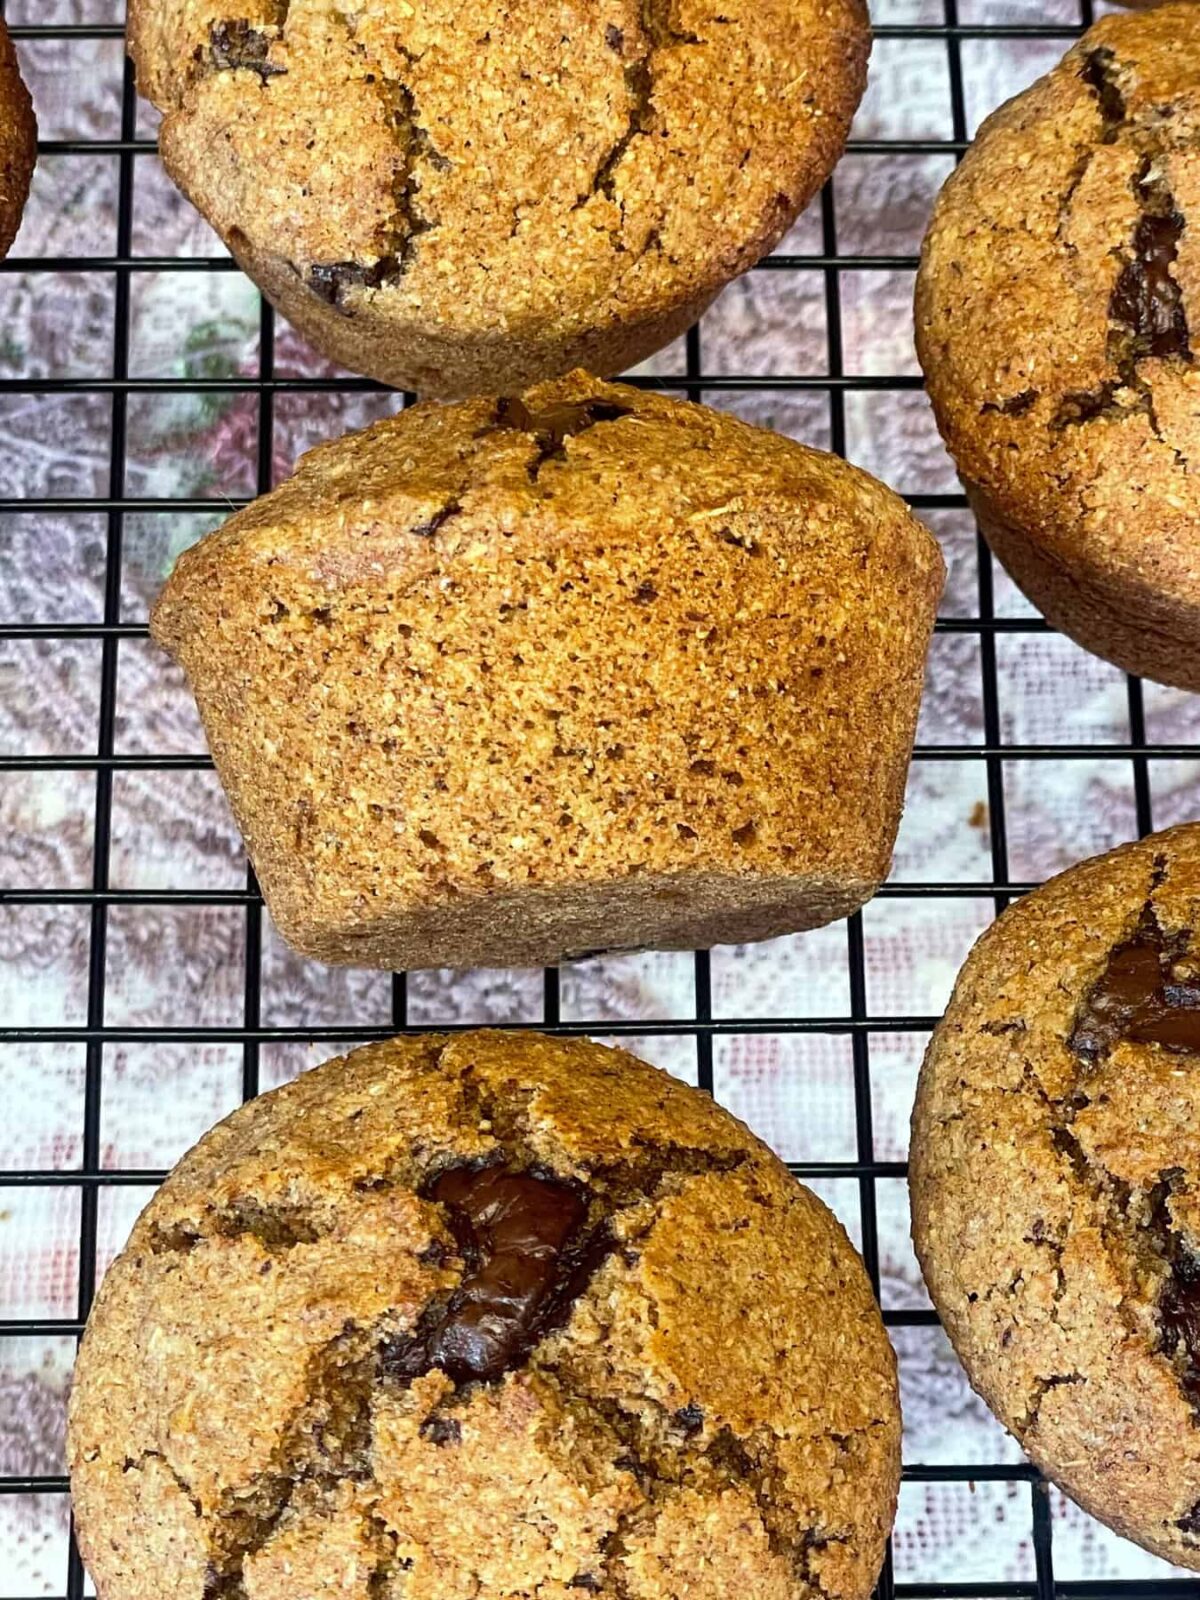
xmin=126 ymin=0 xmax=869 ymax=395
xmin=0 ymin=17 xmax=36 ymax=259
xmin=915 ymin=5 xmax=1200 ymax=590
xmin=911 ymin=824 xmax=1200 ymax=1570
xmin=68 ymin=1031 xmax=900 ymax=1600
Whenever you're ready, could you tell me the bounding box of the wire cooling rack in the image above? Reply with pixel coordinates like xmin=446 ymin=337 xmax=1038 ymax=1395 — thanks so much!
xmin=3 ymin=0 xmax=1200 ymax=1596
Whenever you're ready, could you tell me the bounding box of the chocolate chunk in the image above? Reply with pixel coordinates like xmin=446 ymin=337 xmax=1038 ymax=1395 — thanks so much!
xmin=1159 ymin=1256 xmax=1200 ymax=1407
xmin=209 ymin=20 xmax=285 ymax=80
xmin=706 ymin=1426 xmax=754 ymax=1477
xmin=1146 ymin=1180 xmax=1200 ymax=1409
xmin=494 ymin=396 xmax=634 ymax=458
xmin=385 ymin=1164 xmax=610 ymax=1385
xmin=1068 ymin=914 xmax=1200 ymax=1060
xmin=981 ymin=389 xmax=1038 ymax=418
xmin=1080 ymin=47 xmax=1126 ymax=135
xmin=419 ymin=1413 xmax=462 ymax=1446
xmin=410 ymin=501 xmax=462 ymax=538
xmin=307 ymin=257 xmax=398 ymax=312
xmin=674 ymin=1402 xmax=704 ymax=1435
xmin=1111 ymin=207 xmax=1190 ymax=363
xmin=1178 ymin=1498 xmax=1200 ymax=1537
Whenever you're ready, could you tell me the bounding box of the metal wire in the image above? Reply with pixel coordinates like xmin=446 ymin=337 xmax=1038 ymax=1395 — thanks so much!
xmin=3 ymin=2 xmax=1199 ymax=1596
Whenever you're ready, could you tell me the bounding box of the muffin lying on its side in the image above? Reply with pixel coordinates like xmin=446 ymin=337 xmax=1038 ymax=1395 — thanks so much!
xmin=127 ymin=0 xmax=869 ymax=396
xmin=916 ymin=4 xmax=1200 ymax=689
xmin=69 ymin=1031 xmax=901 ymax=1600
xmin=151 ymin=372 xmax=943 ymax=971
xmin=912 ymin=824 xmax=1200 ymax=1570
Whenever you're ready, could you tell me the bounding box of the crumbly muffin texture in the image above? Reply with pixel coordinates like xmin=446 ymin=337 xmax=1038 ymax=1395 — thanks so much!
xmin=911 ymin=825 xmax=1200 ymax=1569
xmin=150 ymin=371 xmax=943 ymax=971
xmin=0 ymin=19 xmax=36 ymax=259
xmin=915 ymin=4 xmax=1200 ymax=689
xmin=127 ymin=0 xmax=869 ymax=395
xmin=69 ymin=1031 xmax=901 ymax=1600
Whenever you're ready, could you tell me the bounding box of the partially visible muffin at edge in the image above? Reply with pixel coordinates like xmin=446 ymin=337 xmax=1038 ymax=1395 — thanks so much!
xmin=0 ymin=18 xmax=36 ymax=258
xmin=915 ymin=4 xmax=1200 ymax=689
xmin=912 ymin=824 xmax=1200 ymax=1570
xmin=68 ymin=1030 xmax=902 ymax=1600
xmin=150 ymin=371 xmax=944 ymax=972
xmin=127 ymin=0 xmax=870 ymax=396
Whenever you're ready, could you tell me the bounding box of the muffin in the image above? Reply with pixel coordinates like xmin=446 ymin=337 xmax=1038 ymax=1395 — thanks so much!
xmin=150 ymin=371 xmax=944 ymax=972
xmin=911 ymin=824 xmax=1200 ymax=1570
xmin=0 ymin=19 xmax=35 ymax=258
xmin=915 ymin=5 xmax=1200 ymax=690
xmin=126 ymin=0 xmax=869 ymax=396
xmin=69 ymin=1029 xmax=901 ymax=1600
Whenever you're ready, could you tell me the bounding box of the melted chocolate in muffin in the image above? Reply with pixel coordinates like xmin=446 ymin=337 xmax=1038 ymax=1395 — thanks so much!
xmin=387 ymin=1164 xmax=608 ymax=1384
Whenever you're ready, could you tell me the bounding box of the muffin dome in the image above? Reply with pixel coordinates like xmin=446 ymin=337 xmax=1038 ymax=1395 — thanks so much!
xmin=69 ymin=1031 xmax=901 ymax=1600
xmin=128 ymin=0 xmax=869 ymax=395
xmin=913 ymin=825 xmax=1200 ymax=1570
xmin=916 ymin=4 xmax=1200 ymax=688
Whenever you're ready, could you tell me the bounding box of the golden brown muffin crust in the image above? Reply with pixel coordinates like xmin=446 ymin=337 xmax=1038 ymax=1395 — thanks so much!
xmin=0 ymin=19 xmax=36 ymax=259
xmin=150 ymin=371 xmax=943 ymax=971
xmin=912 ymin=824 xmax=1200 ymax=1570
xmin=915 ymin=5 xmax=1200 ymax=688
xmin=69 ymin=1031 xmax=901 ymax=1600
xmin=127 ymin=0 xmax=869 ymax=394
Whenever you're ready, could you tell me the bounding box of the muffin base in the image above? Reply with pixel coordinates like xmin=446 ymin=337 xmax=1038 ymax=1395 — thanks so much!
xmin=968 ymin=484 xmax=1200 ymax=691
xmin=274 ymin=866 xmax=877 ymax=969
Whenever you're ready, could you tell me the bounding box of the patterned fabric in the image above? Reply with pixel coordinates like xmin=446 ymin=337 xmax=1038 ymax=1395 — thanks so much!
xmin=1 ymin=0 xmax=1197 ymax=1589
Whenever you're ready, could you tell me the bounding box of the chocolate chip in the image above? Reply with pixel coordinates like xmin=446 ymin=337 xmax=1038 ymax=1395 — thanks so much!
xmin=1158 ymin=1246 xmax=1200 ymax=1407
xmin=419 ymin=1413 xmax=462 ymax=1446
xmin=1080 ymin=47 xmax=1126 ymax=137
xmin=411 ymin=501 xmax=462 ymax=538
xmin=1111 ymin=203 xmax=1190 ymax=363
xmin=1144 ymin=1180 xmax=1200 ymax=1408
xmin=1069 ymin=911 xmax=1200 ymax=1060
xmin=208 ymin=20 xmax=285 ymax=79
xmin=674 ymin=1403 xmax=704 ymax=1435
xmin=605 ymin=24 xmax=625 ymax=51
xmin=1178 ymin=1498 xmax=1200 ymax=1537
xmin=384 ymin=1164 xmax=611 ymax=1385
xmin=307 ymin=257 xmax=398 ymax=312
xmin=981 ymin=389 xmax=1038 ymax=417
xmin=706 ymin=1427 xmax=754 ymax=1476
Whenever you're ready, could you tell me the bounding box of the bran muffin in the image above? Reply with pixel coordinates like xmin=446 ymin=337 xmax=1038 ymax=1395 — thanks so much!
xmin=0 ymin=19 xmax=35 ymax=258
xmin=150 ymin=371 xmax=944 ymax=972
xmin=69 ymin=1030 xmax=901 ymax=1600
xmin=912 ymin=824 xmax=1200 ymax=1570
xmin=127 ymin=0 xmax=869 ymax=397
xmin=915 ymin=5 xmax=1200 ymax=689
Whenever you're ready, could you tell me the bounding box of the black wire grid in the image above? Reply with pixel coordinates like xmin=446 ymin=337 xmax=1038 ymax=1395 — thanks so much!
xmin=1 ymin=1 xmax=1198 ymax=1597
